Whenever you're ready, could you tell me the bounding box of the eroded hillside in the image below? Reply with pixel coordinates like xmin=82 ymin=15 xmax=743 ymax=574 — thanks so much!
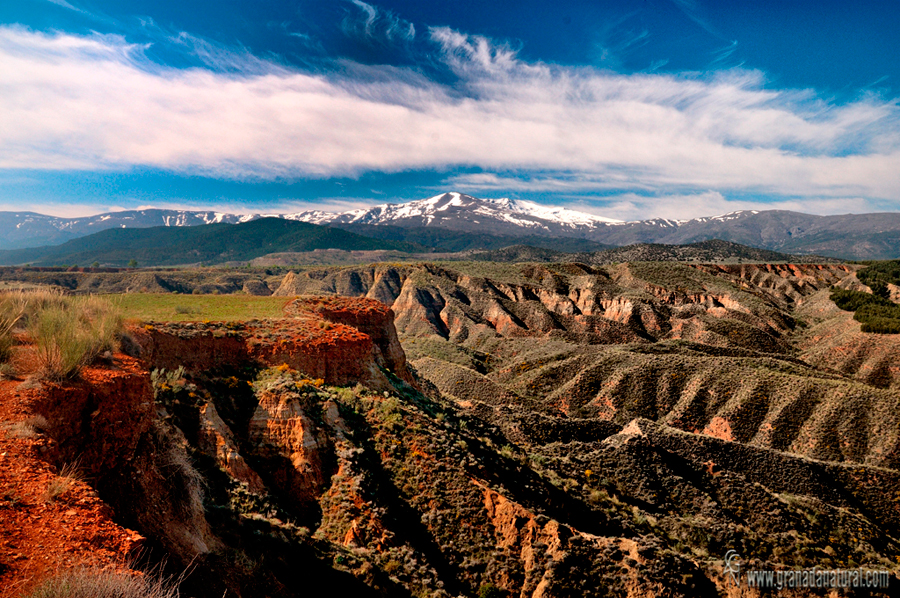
xmin=271 ymin=262 xmax=900 ymax=465
xmin=2 ymin=262 xmax=899 ymax=597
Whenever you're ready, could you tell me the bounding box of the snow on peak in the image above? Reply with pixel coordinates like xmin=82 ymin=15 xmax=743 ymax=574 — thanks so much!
xmin=285 ymin=192 xmax=624 ymax=229
xmin=709 ymin=210 xmax=759 ymax=222
xmin=41 ymin=193 xmax=628 ymax=234
xmin=486 ymin=197 xmax=623 ymax=226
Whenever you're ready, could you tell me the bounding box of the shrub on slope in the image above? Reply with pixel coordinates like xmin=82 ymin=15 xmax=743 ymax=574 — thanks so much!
xmin=830 ymin=287 xmax=900 ymax=334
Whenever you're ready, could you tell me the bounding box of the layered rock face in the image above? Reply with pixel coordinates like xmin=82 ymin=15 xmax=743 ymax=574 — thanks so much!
xmin=17 ymin=349 xmax=900 ymax=598
xmin=273 ymin=262 xmax=854 ymax=348
xmin=0 ymin=361 xmax=149 ymax=595
xmin=5 ymin=297 xmax=422 ymax=595
xmin=284 ymin=296 xmax=414 ymax=385
xmin=195 ymin=369 xmax=340 ymax=530
xmin=22 ymin=357 xmax=217 ymax=571
xmin=133 ymin=296 xmax=412 ymax=391
xmin=266 ymin=262 xmax=900 ymax=471
xmin=693 ymin=263 xmax=855 ymax=299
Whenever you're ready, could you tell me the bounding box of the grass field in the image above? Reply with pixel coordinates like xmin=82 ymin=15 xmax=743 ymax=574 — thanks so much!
xmin=109 ymin=293 xmax=290 ymax=322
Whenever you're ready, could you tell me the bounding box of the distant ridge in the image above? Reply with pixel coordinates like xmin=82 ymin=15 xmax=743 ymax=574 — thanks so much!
xmin=0 ymin=209 xmax=257 ymax=250
xmin=0 ymin=218 xmax=417 ymax=267
xmin=465 ymin=239 xmax=842 ymax=264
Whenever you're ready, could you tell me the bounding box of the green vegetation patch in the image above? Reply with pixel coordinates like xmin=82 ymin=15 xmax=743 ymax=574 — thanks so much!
xmin=112 ymin=293 xmax=289 ymax=322
xmin=624 ymin=261 xmax=744 ymax=296
xmin=432 ymin=260 xmax=536 ymax=286
xmin=0 ymin=291 xmax=26 ymax=362
xmin=856 ymin=259 xmax=900 ymax=288
xmin=831 ymin=269 xmax=900 ymax=334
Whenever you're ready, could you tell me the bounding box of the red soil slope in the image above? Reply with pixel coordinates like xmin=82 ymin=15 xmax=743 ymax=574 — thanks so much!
xmin=0 ymin=296 xmax=411 ymax=594
xmin=0 ymin=347 xmax=144 ymax=597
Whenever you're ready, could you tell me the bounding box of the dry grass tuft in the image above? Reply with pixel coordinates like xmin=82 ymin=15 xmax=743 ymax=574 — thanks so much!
xmin=0 ymin=291 xmax=27 ymax=363
xmin=43 ymin=462 xmax=85 ymax=502
xmin=24 ymin=567 xmax=179 ymax=598
xmin=0 ymin=415 xmax=50 ymax=438
xmin=0 ymin=362 xmax=17 ymax=379
xmin=0 ymin=414 xmax=48 ymax=439
xmin=0 ymin=289 xmax=122 ymax=380
xmin=1 ymin=421 xmax=36 ymax=439
xmin=28 ymin=294 xmax=123 ymax=380
xmin=25 ymin=413 xmax=50 ymax=432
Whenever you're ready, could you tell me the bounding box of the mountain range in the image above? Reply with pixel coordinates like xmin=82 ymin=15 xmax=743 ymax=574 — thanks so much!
xmin=0 ymin=218 xmax=419 ymax=268
xmin=2 ymin=192 xmax=900 ymax=259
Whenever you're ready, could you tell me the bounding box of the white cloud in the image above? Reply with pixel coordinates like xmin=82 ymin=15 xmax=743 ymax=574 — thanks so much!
xmin=1 ymin=25 xmax=900 ymax=204
xmin=429 ymin=26 xmax=521 ymax=75
xmin=0 ymin=197 xmax=377 ymax=219
xmin=444 ymin=173 xmax=882 ymax=220
xmin=586 ymin=193 xmax=878 ymax=222
xmin=0 ymin=201 xmax=134 ymax=218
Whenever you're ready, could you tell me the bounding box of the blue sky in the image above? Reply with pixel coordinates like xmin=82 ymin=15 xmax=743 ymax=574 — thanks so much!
xmin=1 ymin=0 xmax=899 ymax=220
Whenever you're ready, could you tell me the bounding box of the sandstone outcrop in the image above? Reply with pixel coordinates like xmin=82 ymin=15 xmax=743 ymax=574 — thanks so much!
xmin=132 ymin=296 xmax=414 ymax=391
xmin=285 ymin=297 xmax=414 ymax=385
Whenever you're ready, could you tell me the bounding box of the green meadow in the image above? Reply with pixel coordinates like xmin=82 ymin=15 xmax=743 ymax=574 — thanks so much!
xmin=109 ymin=293 xmax=289 ymax=322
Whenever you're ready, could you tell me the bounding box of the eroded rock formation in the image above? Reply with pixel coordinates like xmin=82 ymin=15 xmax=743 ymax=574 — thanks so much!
xmin=4 ymin=263 xmax=900 ymax=597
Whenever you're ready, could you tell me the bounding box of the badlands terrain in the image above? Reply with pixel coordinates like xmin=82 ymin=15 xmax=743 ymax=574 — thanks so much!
xmin=0 ymin=258 xmax=898 ymax=597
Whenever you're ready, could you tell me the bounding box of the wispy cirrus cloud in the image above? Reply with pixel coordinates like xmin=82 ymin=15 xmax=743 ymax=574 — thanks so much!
xmin=41 ymin=0 xmax=97 ymax=17
xmin=44 ymin=0 xmax=82 ymax=12
xmin=1 ymin=23 xmax=899 ymax=206
xmin=342 ymin=0 xmax=415 ymax=44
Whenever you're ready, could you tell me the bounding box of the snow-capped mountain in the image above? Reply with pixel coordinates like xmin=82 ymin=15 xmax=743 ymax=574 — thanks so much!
xmin=0 ymin=193 xmax=633 ymax=250
xmin=286 ymin=192 xmax=624 ymax=232
xmin=1 ymin=193 xmax=897 ymax=259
